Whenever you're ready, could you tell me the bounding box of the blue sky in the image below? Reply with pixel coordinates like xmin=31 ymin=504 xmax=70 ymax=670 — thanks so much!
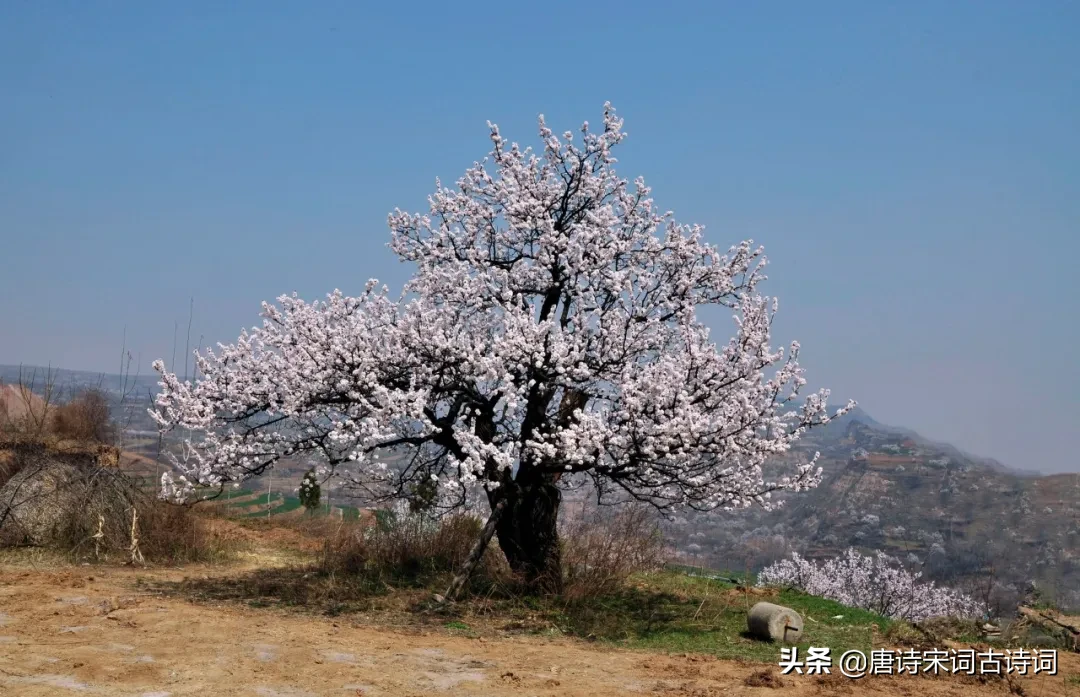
xmin=1 ymin=2 xmax=1077 ymax=473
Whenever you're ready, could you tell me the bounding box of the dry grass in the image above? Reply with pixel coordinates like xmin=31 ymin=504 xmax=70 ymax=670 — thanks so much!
xmin=320 ymin=510 xmax=507 ymax=590
xmin=50 ymin=389 xmax=115 ymax=443
xmin=151 ymin=500 xmax=671 ymax=625
xmin=560 ymin=503 xmax=667 ymax=599
xmin=315 ymin=500 xmax=667 ymax=600
xmin=744 ymin=668 xmax=787 ymax=688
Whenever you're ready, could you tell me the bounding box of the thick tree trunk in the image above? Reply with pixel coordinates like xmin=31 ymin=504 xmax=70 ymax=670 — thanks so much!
xmin=490 ymin=479 xmax=563 ymax=594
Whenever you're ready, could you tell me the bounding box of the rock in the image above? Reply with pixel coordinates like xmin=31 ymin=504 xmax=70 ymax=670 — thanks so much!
xmin=747 ymin=602 xmax=804 ymax=643
xmin=0 ymin=450 xmax=144 ymax=553
xmin=0 ymin=462 xmax=88 ymax=544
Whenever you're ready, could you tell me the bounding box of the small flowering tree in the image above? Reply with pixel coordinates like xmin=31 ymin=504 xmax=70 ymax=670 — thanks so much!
xmin=757 ymin=548 xmax=985 ymax=621
xmin=298 ymin=469 xmax=321 ymax=513
xmin=151 ymin=104 xmax=852 ymax=591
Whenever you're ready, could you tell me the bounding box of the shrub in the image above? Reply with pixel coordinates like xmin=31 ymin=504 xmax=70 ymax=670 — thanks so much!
xmin=318 ymin=499 xmax=668 ymax=599
xmin=51 ymin=389 xmax=115 ymax=444
xmin=135 ymin=498 xmax=232 ymax=563
xmin=320 ymin=507 xmax=502 ymax=588
xmin=298 ymin=469 xmax=321 ymax=512
xmin=560 ymin=502 xmax=668 ymax=599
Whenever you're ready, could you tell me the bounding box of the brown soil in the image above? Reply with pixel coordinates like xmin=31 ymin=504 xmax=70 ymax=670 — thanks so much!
xmin=235 ymin=499 xmax=285 ymax=515
xmin=195 ymin=516 xmax=325 ymax=556
xmin=0 ymin=563 xmax=1077 ymax=696
xmin=209 ymin=493 xmax=262 ymax=507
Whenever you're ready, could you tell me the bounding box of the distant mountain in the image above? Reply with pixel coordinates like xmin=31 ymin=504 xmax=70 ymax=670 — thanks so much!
xmin=791 ymin=400 xmax=1020 ymax=475
xmin=0 ymin=364 xmax=162 ymax=435
xmin=0 ymin=364 xmax=161 ymax=396
xmin=670 ymin=412 xmax=1080 ymax=614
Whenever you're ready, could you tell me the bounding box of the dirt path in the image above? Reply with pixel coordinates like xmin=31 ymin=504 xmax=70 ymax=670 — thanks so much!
xmin=0 ymin=565 xmax=1076 ymax=697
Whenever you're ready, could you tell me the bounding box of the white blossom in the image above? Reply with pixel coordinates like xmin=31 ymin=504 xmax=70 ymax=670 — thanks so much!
xmin=758 ymin=549 xmax=984 ymax=621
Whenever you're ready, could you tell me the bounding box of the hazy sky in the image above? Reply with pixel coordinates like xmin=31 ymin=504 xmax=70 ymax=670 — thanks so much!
xmin=1 ymin=2 xmax=1077 ymax=473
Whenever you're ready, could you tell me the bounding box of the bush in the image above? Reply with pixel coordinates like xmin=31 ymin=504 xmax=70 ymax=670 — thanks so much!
xmin=0 ymin=374 xmax=116 ymax=445
xmin=320 ymin=507 xmax=503 ymax=589
xmin=319 ymin=500 xmax=669 ymax=599
xmin=560 ymin=502 xmax=668 ymax=599
xmin=298 ymin=468 xmax=321 ymax=511
xmin=51 ymin=389 xmax=115 ymax=444
xmin=135 ymin=498 xmax=232 ymax=563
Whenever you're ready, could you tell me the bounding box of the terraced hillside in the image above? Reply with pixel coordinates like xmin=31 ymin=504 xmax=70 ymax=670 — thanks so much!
xmin=203 ymin=488 xmax=365 ymax=521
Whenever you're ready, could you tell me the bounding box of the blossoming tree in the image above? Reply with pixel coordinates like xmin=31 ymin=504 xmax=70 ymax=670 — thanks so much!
xmin=151 ymin=104 xmax=851 ymax=591
xmin=758 ymin=549 xmax=985 ymax=621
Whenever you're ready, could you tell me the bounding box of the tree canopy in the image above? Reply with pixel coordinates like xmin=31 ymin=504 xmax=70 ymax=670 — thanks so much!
xmin=151 ymin=104 xmax=851 ymax=587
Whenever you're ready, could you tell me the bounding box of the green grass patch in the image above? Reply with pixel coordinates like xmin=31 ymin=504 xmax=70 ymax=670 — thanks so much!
xmin=546 ymin=571 xmax=894 ymax=662
xmin=227 ymin=491 xmax=283 ymax=509
xmin=336 ymin=505 xmax=361 ymax=520
xmin=273 ymin=497 xmax=304 ymax=515
xmin=227 ymin=496 xmax=363 ymax=520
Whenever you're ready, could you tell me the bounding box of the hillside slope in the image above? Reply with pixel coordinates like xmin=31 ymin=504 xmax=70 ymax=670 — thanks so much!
xmin=670 ymin=417 xmax=1080 ymax=613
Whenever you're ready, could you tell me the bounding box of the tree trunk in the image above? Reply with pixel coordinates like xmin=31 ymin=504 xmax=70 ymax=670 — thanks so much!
xmin=490 ymin=479 xmax=563 ymax=594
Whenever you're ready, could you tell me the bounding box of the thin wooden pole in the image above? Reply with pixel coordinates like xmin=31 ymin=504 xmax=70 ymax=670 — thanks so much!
xmin=439 ymin=499 xmax=506 ymax=603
